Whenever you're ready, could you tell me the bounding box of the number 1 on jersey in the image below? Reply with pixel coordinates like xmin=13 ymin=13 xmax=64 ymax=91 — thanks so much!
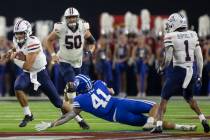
xmin=184 ymin=40 xmax=191 ymax=61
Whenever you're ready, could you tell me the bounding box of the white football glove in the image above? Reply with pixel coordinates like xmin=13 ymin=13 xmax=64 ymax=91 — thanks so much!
xmin=35 ymin=121 xmax=51 ymax=131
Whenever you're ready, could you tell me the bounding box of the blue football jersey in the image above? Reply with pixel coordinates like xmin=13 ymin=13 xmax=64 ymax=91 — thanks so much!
xmin=73 ymin=80 xmax=116 ymax=120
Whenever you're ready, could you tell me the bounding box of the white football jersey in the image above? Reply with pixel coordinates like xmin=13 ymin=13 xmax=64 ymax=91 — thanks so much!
xmin=164 ymin=30 xmax=199 ymax=67
xmin=13 ymin=36 xmax=47 ymax=72
xmin=54 ymin=18 xmax=90 ymax=68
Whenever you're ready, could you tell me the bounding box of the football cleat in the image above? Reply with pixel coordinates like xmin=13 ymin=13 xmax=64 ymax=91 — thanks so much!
xmin=143 ymin=122 xmax=155 ymax=131
xmin=150 ymin=126 xmax=163 ymax=133
xmin=78 ymin=120 xmax=90 ymax=130
xmin=19 ymin=114 xmax=34 ymax=127
xmin=202 ymin=120 xmax=210 ymax=133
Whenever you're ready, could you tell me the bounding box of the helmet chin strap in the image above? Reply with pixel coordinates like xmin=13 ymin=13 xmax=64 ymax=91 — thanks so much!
xmin=67 ymin=23 xmax=78 ymax=31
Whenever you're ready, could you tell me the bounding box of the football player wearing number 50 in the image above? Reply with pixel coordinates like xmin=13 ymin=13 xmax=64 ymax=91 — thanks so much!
xmin=46 ymin=7 xmax=96 ymax=129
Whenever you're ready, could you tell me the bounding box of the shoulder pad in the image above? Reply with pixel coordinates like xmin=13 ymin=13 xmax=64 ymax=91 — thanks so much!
xmin=84 ymin=22 xmax=90 ymax=30
xmin=190 ymin=30 xmax=198 ymax=37
xmin=27 ymin=36 xmax=40 ymax=46
xmin=164 ymin=33 xmax=174 ymax=47
xmin=78 ymin=18 xmax=90 ymax=30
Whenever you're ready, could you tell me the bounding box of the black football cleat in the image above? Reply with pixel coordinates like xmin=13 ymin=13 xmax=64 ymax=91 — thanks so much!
xmin=19 ymin=114 xmax=34 ymax=127
xmin=150 ymin=126 xmax=163 ymax=133
xmin=202 ymin=120 xmax=210 ymax=133
xmin=78 ymin=120 xmax=90 ymax=130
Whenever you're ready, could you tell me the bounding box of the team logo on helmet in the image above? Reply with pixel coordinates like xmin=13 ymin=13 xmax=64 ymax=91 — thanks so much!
xmin=13 ymin=20 xmax=32 ymax=44
xmin=74 ymin=74 xmax=92 ymax=94
xmin=64 ymin=7 xmax=80 ymax=29
xmin=167 ymin=13 xmax=188 ymax=32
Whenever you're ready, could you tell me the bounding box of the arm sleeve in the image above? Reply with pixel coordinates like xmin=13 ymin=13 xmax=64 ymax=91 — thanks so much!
xmin=73 ymin=101 xmax=81 ymax=108
xmin=161 ymin=33 xmax=174 ymax=69
xmin=162 ymin=46 xmax=173 ymax=69
xmin=194 ymin=45 xmax=203 ymax=77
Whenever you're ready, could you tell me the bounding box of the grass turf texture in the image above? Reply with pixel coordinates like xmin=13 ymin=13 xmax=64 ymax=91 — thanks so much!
xmin=0 ymin=99 xmax=209 ymax=132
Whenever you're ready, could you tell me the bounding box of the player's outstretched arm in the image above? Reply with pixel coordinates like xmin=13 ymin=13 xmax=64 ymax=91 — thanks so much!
xmin=194 ymin=45 xmax=203 ymax=78
xmin=35 ymin=108 xmax=81 ymax=131
xmin=157 ymin=46 xmax=173 ymax=73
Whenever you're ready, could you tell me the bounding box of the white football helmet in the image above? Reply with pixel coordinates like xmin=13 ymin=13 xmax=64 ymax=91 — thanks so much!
xmin=64 ymin=7 xmax=80 ymax=28
xmin=167 ymin=13 xmax=188 ymax=32
xmin=13 ymin=20 xmax=32 ymax=43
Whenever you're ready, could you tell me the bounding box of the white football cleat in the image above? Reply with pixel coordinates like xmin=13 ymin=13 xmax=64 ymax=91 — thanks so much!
xmin=143 ymin=122 xmax=155 ymax=131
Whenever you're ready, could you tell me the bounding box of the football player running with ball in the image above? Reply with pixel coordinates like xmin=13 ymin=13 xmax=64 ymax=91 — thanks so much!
xmin=46 ymin=7 xmax=96 ymax=129
xmin=0 ymin=20 xmax=71 ymax=127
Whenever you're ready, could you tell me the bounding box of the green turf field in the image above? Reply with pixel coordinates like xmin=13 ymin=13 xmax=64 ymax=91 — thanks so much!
xmin=0 ymin=99 xmax=209 ymax=132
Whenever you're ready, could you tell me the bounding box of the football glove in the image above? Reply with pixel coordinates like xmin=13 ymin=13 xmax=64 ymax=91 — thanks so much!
xmin=35 ymin=121 xmax=51 ymax=131
xmin=195 ymin=77 xmax=202 ymax=90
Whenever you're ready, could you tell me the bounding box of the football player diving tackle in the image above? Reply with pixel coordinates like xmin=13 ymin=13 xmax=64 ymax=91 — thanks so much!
xmin=35 ymin=74 xmax=197 ymax=132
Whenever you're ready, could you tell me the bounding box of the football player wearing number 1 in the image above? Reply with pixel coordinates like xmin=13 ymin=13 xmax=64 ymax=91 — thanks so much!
xmin=151 ymin=13 xmax=210 ymax=133
xmin=46 ymin=7 xmax=96 ymax=129
xmin=35 ymin=74 xmax=197 ymax=132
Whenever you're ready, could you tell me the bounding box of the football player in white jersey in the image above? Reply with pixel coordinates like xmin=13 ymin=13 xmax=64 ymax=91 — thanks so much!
xmin=151 ymin=13 xmax=210 ymax=133
xmin=46 ymin=7 xmax=96 ymax=129
xmin=0 ymin=20 xmax=71 ymax=127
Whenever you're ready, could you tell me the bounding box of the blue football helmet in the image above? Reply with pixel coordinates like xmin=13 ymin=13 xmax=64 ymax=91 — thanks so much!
xmin=74 ymin=74 xmax=92 ymax=94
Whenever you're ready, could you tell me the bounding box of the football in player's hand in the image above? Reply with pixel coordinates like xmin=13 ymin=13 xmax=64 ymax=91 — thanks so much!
xmin=15 ymin=52 xmax=26 ymax=61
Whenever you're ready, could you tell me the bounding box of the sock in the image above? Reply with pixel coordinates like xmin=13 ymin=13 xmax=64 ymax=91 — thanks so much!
xmin=156 ymin=121 xmax=163 ymax=127
xmin=147 ymin=117 xmax=155 ymax=124
xmin=74 ymin=115 xmax=83 ymax=122
xmin=23 ymin=106 xmax=31 ymax=116
xmin=199 ymin=114 xmax=206 ymax=122
xmin=175 ymin=124 xmax=183 ymax=130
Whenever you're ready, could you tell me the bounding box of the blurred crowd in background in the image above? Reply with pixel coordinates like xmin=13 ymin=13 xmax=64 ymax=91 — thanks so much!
xmin=0 ymin=9 xmax=209 ymax=97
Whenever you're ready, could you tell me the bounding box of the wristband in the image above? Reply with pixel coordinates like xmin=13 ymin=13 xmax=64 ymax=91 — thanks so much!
xmin=51 ymin=52 xmax=56 ymax=56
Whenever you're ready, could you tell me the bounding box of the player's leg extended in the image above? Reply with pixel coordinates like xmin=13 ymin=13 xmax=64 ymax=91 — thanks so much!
xmin=183 ymin=81 xmax=210 ymax=133
xmin=151 ymin=74 xmax=179 ymax=133
xmin=142 ymin=103 xmax=158 ymax=130
xmin=59 ymin=62 xmax=89 ymax=129
xmin=59 ymin=62 xmax=78 ymax=103
xmin=143 ymin=103 xmax=197 ymax=131
xmin=162 ymin=121 xmax=197 ymax=131
xmin=14 ymin=72 xmax=34 ymax=127
xmin=114 ymin=98 xmax=155 ymax=126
